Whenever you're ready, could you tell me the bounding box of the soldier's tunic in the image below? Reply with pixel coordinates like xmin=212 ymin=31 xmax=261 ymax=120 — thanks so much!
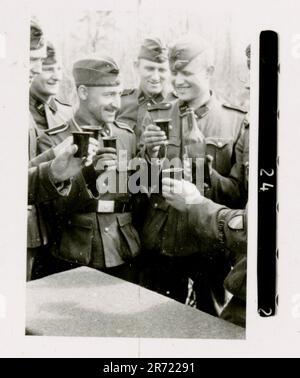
xmin=29 ymin=93 xmax=73 ymax=133
xmin=38 ymin=116 xmax=141 ymax=282
xmin=187 ymin=199 xmax=247 ymax=327
xmin=117 ymin=88 xmax=177 ymax=145
xmin=209 ymin=113 xmax=249 ymax=209
xmin=139 ymin=93 xmax=247 ymax=315
xmin=186 ymin=125 xmax=249 ymax=327
xmin=27 ymin=114 xmax=71 ymax=281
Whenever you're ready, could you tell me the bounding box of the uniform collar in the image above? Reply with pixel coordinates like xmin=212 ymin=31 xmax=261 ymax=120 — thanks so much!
xmin=30 ymin=93 xmax=57 ymax=115
xmin=73 ymin=111 xmax=112 ymax=136
xmin=179 ymin=92 xmax=214 ymax=119
xmin=137 ymin=88 xmax=164 ymax=105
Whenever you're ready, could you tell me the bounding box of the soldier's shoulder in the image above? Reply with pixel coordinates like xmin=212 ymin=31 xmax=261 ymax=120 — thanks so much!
xmin=44 ymin=122 xmax=70 ymax=136
xmin=54 ymin=97 xmax=73 ymax=108
xmin=115 ymin=120 xmax=134 ymax=134
xmin=121 ymin=88 xmax=137 ymax=97
xmin=222 ymin=101 xmax=248 ymax=114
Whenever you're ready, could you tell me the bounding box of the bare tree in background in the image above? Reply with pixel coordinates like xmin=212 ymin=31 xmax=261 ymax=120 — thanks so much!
xmin=54 ymin=7 xmax=249 ymax=109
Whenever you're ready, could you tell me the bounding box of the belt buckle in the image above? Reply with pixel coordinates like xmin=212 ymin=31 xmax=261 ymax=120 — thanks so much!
xmin=97 ymin=200 xmax=115 ymax=213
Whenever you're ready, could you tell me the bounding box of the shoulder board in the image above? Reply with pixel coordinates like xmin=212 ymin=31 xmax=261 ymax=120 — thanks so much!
xmin=45 ymin=123 xmax=70 ymax=135
xmin=222 ymin=102 xmax=248 ymax=113
xmin=54 ymin=98 xmax=72 ymax=107
xmin=121 ymin=88 xmax=136 ymax=96
xmin=115 ymin=121 xmax=134 ymax=133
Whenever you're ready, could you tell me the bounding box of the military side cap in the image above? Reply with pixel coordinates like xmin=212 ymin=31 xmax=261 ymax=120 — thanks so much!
xmin=43 ymin=41 xmax=58 ymax=66
xmin=30 ymin=19 xmax=45 ymax=51
xmin=169 ymin=35 xmax=213 ymax=71
xmin=73 ymin=57 xmax=120 ymax=87
xmin=138 ymin=37 xmax=168 ymax=63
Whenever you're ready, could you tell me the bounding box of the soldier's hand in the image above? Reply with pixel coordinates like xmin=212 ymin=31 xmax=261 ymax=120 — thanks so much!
xmin=83 ymin=137 xmax=99 ymax=167
xmin=162 ymin=178 xmax=204 ymax=211
xmin=142 ymin=124 xmax=168 ymax=158
xmin=94 ymin=147 xmax=117 ymax=171
xmin=53 ymin=136 xmax=73 ymax=157
xmin=50 ymin=144 xmax=82 ymax=183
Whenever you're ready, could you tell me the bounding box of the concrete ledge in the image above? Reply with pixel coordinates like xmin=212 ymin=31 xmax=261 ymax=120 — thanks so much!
xmin=26 ymin=266 xmax=245 ymax=339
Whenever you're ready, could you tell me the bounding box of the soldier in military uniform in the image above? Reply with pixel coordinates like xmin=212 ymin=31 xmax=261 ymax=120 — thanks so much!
xmin=117 ymin=37 xmax=176 ymax=145
xmin=161 ymin=177 xmax=247 ymax=327
xmin=138 ymin=35 xmax=248 ymax=315
xmin=30 ymin=41 xmax=73 ymax=134
xmin=27 ymin=18 xmax=48 ymax=281
xmin=27 ymin=21 xmax=97 ymax=281
xmin=37 ymin=57 xmax=141 ymax=283
xmin=161 ymin=119 xmax=249 ymax=327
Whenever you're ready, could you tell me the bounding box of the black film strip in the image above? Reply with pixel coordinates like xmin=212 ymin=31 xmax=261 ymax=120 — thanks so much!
xmin=257 ymin=30 xmax=279 ymax=317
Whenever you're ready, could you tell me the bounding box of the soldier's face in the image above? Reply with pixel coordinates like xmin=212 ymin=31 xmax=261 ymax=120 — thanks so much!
xmin=136 ymin=59 xmax=169 ymax=96
xmin=29 ymin=47 xmax=46 ymax=85
xmin=86 ymin=85 xmax=122 ymax=124
xmin=29 ymin=57 xmax=43 ymax=85
xmin=30 ymin=63 xmax=62 ymax=99
xmin=171 ymin=65 xmax=211 ymax=104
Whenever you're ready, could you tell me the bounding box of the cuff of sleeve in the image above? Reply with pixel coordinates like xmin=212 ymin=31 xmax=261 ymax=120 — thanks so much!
xmin=187 ymin=198 xmax=229 ymax=245
xmin=46 ymin=162 xmax=72 ymax=197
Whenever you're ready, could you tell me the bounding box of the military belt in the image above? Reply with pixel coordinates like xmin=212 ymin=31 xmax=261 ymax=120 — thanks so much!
xmin=79 ymin=199 xmax=132 ymax=214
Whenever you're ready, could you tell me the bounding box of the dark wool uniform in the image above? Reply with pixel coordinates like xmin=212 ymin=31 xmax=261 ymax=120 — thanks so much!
xmin=210 ymin=113 xmax=249 ymax=209
xmin=118 ymin=88 xmax=177 ymax=144
xmin=30 ymin=94 xmax=73 ymax=132
xmin=27 ymin=39 xmax=73 ymax=281
xmin=27 ymin=21 xmax=54 ymax=281
xmin=187 ymin=200 xmax=247 ymax=327
xmin=139 ymin=96 xmax=247 ymax=313
xmin=187 ymin=125 xmax=249 ymax=327
xmin=138 ymin=37 xmax=248 ymax=315
xmin=37 ymin=57 xmax=141 ymax=284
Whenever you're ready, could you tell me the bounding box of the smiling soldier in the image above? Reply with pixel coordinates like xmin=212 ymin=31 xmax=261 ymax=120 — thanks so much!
xmin=30 ymin=41 xmax=73 ymax=133
xmin=139 ymin=35 xmax=248 ymax=316
xmin=117 ymin=37 xmax=177 ymax=145
xmin=37 ymin=56 xmax=141 ymax=283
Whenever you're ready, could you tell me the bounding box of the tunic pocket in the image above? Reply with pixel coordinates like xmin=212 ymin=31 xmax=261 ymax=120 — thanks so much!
xmin=117 ymin=213 xmax=141 ymax=261
xmin=59 ymin=214 xmax=93 ymax=265
xmin=206 ymin=137 xmax=234 ymax=175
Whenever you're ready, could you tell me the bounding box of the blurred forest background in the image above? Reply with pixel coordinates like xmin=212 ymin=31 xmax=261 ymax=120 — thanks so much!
xmin=34 ymin=1 xmax=251 ymax=109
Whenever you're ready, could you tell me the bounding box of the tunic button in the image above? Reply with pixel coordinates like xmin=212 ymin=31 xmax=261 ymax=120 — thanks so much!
xmin=147 ymin=102 xmax=151 ymax=106
xmin=104 ymin=227 xmax=109 ymax=232
xmin=217 ymin=142 xmax=223 ymax=148
xmin=154 ymin=203 xmax=158 ymax=208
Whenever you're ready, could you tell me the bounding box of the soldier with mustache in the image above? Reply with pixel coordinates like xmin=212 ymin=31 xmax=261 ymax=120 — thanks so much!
xmin=37 ymin=57 xmax=141 ymax=283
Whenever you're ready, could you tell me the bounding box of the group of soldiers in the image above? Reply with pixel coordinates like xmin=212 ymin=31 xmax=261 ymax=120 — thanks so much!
xmin=28 ymin=18 xmax=249 ymax=329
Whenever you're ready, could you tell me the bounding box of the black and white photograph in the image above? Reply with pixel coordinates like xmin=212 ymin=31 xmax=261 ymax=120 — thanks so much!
xmin=2 ymin=0 xmax=300 ymax=359
xmin=26 ymin=3 xmax=250 ymax=339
